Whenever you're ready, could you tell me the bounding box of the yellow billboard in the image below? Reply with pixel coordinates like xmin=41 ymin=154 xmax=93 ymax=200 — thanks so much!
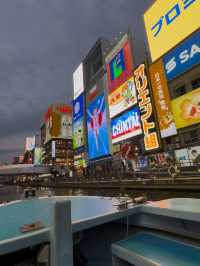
xmin=144 ymin=0 xmax=200 ymax=62
xmin=171 ymin=88 xmax=200 ymax=129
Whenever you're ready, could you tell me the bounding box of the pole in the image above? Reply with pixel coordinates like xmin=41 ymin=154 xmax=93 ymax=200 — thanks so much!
xmin=50 ymin=199 xmax=73 ymax=266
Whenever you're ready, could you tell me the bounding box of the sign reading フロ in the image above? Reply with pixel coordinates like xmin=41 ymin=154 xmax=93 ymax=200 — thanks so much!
xmin=149 ymin=59 xmax=177 ymax=138
xmin=144 ymin=0 xmax=200 ymax=62
xmin=163 ymin=30 xmax=200 ymax=81
xmin=134 ymin=64 xmax=160 ymax=151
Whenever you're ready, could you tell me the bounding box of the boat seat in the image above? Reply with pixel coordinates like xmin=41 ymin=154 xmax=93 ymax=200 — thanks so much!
xmin=112 ymin=232 xmax=200 ymax=266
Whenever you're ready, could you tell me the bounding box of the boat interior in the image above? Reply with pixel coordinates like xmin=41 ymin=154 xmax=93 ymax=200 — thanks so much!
xmin=0 ymin=197 xmax=200 ymax=266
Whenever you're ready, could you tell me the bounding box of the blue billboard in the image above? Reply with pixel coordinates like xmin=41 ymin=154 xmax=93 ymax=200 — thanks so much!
xmin=111 ymin=107 xmax=142 ymax=144
xmin=163 ymin=30 xmax=200 ymax=81
xmin=73 ymin=94 xmax=84 ymax=122
xmin=87 ymin=93 xmax=110 ymax=160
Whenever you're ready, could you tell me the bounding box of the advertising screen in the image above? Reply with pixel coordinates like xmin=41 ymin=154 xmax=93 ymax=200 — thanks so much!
xmin=188 ymin=146 xmax=200 ymax=165
xmin=73 ymin=118 xmax=84 ymax=149
xmin=149 ymin=59 xmax=177 ymax=138
xmin=171 ymin=87 xmax=200 ymax=129
xmin=134 ymin=64 xmax=160 ymax=152
xmin=108 ymin=76 xmax=137 ymax=118
xmin=111 ymin=107 xmax=142 ymax=144
xmin=73 ymin=63 xmax=84 ymax=99
xmin=87 ymin=93 xmax=110 ymax=160
xmin=73 ymin=94 xmax=84 ymax=122
xmin=106 ymin=34 xmax=133 ymax=92
xmin=163 ymin=30 xmax=200 ymax=81
xmin=144 ymin=0 xmax=200 ymax=62
xmin=34 ymin=147 xmax=42 ymax=165
xmin=45 ymin=105 xmax=72 ymax=143
xmin=25 ymin=137 xmax=35 ymax=151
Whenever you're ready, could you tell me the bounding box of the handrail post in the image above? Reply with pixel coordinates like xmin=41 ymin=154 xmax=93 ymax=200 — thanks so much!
xmin=50 ymin=200 xmax=73 ymax=266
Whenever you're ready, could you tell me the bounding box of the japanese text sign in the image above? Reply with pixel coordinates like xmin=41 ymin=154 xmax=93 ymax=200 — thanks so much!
xmin=144 ymin=0 xmax=200 ymax=62
xmin=149 ymin=59 xmax=177 ymax=138
xmin=134 ymin=64 xmax=160 ymax=151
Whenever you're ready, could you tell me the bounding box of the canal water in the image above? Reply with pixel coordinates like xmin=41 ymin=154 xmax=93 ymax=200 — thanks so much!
xmin=1 ymin=185 xmax=200 ymax=202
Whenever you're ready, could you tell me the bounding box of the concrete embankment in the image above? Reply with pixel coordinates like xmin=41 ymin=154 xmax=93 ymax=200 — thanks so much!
xmin=18 ymin=177 xmax=200 ymax=191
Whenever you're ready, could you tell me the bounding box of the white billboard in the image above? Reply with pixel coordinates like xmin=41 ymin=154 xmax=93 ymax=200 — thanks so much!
xmin=25 ymin=137 xmax=35 ymax=151
xmin=73 ymin=63 xmax=84 ymax=100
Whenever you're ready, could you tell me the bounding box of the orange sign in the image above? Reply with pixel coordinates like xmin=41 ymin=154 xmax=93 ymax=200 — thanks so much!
xmin=134 ymin=64 xmax=160 ymax=152
xmin=149 ymin=59 xmax=177 ymax=138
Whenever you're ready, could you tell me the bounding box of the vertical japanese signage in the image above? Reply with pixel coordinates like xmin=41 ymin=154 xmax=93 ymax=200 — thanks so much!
xmin=149 ymin=59 xmax=177 ymax=138
xmin=106 ymin=34 xmax=133 ymax=93
xmin=144 ymin=0 xmax=200 ymax=62
xmin=134 ymin=64 xmax=160 ymax=151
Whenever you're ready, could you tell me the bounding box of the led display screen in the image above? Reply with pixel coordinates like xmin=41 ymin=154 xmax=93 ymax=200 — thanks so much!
xmin=86 ymin=93 xmax=110 ymax=160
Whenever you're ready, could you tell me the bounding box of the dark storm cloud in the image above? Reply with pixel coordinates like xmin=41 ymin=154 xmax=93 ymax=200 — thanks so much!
xmin=0 ymin=0 xmax=154 ymax=162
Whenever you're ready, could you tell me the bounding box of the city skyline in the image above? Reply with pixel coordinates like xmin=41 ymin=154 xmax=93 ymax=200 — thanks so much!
xmin=0 ymin=0 xmax=153 ymax=162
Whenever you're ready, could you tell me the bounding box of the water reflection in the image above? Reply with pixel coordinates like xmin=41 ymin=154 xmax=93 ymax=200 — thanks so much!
xmin=1 ymin=185 xmax=200 ymax=202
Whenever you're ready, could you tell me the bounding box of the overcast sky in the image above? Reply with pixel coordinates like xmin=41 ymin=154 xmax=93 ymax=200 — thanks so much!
xmin=0 ymin=0 xmax=154 ymax=163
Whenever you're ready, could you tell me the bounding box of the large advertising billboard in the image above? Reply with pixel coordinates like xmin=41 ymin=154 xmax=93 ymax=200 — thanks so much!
xmin=45 ymin=105 xmax=72 ymax=143
xmin=111 ymin=107 xmax=142 ymax=144
xmin=108 ymin=76 xmax=137 ymax=118
xmin=25 ymin=137 xmax=35 ymax=151
xmin=73 ymin=94 xmax=84 ymax=122
xmin=73 ymin=118 xmax=84 ymax=149
xmin=175 ymin=146 xmax=200 ymax=166
xmin=144 ymin=0 xmax=200 ymax=62
xmin=171 ymin=87 xmax=200 ymax=129
xmin=87 ymin=93 xmax=110 ymax=160
xmin=106 ymin=34 xmax=133 ymax=93
xmin=73 ymin=63 xmax=84 ymax=100
xmin=134 ymin=64 xmax=160 ymax=152
xmin=163 ymin=30 xmax=200 ymax=81
xmin=34 ymin=147 xmax=42 ymax=165
xmin=149 ymin=59 xmax=177 ymax=138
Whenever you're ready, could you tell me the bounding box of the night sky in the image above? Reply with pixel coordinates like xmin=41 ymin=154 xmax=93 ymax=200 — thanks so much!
xmin=0 ymin=0 xmax=154 ymax=163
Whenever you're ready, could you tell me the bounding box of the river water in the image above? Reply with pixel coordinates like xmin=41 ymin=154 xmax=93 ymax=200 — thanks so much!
xmin=1 ymin=185 xmax=200 ymax=202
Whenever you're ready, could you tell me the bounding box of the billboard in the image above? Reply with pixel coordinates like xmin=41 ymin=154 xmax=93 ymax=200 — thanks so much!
xmin=144 ymin=0 xmax=200 ymax=62
xmin=175 ymin=146 xmax=200 ymax=166
xmin=45 ymin=104 xmax=72 ymax=143
xmin=171 ymin=87 xmax=200 ymax=129
xmin=73 ymin=94 xmax=84 ymax=122
xmin=52 ymin=141 xmax=56 ymax=158
xmin=134 ymin=64 xmax=160 ymax=152
xmin=106 ymin=34 xmax=133 ymax=92
xmin=25 ymin=137 xmax=35 ymax=151
xmin=111 ymin=107 xmax=142 ymax=144
xmin=108 ymin=76 xmax=137 ymax=118
xmin=73 ymin=118 xmax=84 ymax=149
xmin=86 ymin=93 xmax=110 ymax=160
xmin=149 ymin=59 xmax=177 ymax=138
xmin=34 ymin=147 xmax=42 ymax=165
xmin=163 ymin=30 xmax=200 ymax=81
xmin=73 ymin=63 xmax=84 ymax=99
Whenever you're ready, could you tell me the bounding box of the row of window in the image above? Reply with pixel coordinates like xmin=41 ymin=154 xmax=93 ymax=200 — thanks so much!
xmin=172 ymin=76 xmax=200 ymax=99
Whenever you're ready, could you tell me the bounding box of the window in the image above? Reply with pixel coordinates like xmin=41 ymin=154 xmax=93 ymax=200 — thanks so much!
xmin=191 ymin=77 xmax=200 ymax=90
xmin=174 ymin=85 xmax=186 ymax=98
